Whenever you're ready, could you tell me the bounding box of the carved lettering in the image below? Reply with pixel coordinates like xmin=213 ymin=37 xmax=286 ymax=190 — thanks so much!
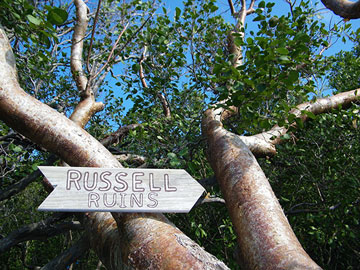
xmin=132 ymin=172 xmax=145 ymax=192
xmin=114 ymin=172 xmax=128 ymax=192
xmin=103 ymin=193 xmax=116 ymax=207
xmin=88 ymin=192 xmax=100 ymax=207
xmin=147 ymin=192 xmax=158 ymax=208
xmin=164 ymin=174 xmax=177 ymax=192
xmin=149 ymin=173 xmax=161 ymax=191
xmin=99 ymin=171 xmax=112 ymax=191
xmin=66 ymin=169 xmax=81 ymax=190
xmin=130 ymin=193 xmax=143 ymax=207
xmin=118 ymin=193 xmax=127 ymax=208
xmin=84 ymin=172 xmax=98 ymax=191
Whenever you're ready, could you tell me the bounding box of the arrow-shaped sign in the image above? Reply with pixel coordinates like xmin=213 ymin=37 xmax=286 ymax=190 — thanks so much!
xmin=38 ymin=166 xmax=205 ymax=213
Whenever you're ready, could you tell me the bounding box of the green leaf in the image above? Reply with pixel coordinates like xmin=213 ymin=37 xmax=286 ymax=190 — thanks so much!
xmin=13 ymin=145 xmax=23 ymax=152
xmin=47 ymin=8 xmax=68 ymax=26
xmin=302 ymin=110 xmax=316 ymax=120
xmin=27 ymin=14 xmax=41 ymax=25
xmin=175 ymin=7 xmax=181 ymax=20
xmin=288 ymin=113 xmax=296 ymax=123
xmin=276 ymin=47 xmax=289 ymax=55
xmin=278 ymin=55 xmax=290 ymax=62
xmin=178 ymin=147 xmax=188 ymax=156
xmin=288 ymin=70 xmax=299 ymax=83
xmin=281 ymin=134 xmax=291 ymax=140
xmin=167 ymin=152 xmax=177 ymax=159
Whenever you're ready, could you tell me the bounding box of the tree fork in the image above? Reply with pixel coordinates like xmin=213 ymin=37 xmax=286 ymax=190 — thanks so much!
xmin=0 ymin=26 xmax=229 ymax=270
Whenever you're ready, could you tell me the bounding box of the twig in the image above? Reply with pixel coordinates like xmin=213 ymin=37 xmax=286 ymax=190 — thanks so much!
xmin=86 ymin=0 xmax=102 ymax=73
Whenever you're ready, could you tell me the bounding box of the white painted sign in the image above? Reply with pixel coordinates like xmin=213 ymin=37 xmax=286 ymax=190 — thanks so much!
xmin=38 ymin=166 xmax=205 ymax=213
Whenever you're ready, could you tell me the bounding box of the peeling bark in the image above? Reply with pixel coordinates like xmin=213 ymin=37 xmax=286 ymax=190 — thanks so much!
xmin=113 ymin=213 xmax=229 ymax=269
xmin=0 ymin=26 xmax=229 ymax=270
xmin=69 ymin=0 xmax=104 ymax=127
xmin=321 ymin=0 xmax=360 ymax=19
xmin=71 ymin=0 xmax=89 ymax=95
xmin=69 ymin=95 xmax=104 ymax=128
xmin=202 ymin=109 xmax=322 ymax=270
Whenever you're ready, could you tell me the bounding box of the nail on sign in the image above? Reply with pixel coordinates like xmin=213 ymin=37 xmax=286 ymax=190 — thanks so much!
xmin=38 ymin=166 xmax=205 ymax=213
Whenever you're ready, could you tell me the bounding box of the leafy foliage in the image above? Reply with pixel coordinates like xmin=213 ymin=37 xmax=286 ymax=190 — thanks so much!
xmin=260 ymin=108 xmax=360 ymax=269
xmin=216 ymin=1 xmax=347 ymax=134
xmin=328 ymin=28 xmax=360 ymax=93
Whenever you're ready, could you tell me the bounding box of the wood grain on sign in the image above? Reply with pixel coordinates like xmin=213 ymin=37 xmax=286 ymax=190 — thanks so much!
xmin=38 ymin=166 xmax=205 ymax=213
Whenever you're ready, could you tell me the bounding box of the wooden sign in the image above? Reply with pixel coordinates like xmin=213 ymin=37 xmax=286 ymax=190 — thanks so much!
xmin=38 ymin=166 xmax=205 ymax=213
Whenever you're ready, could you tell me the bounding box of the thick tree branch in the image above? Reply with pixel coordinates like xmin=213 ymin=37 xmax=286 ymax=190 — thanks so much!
xmin=227 ymin=0 xmax=251 ymax=68
xmin=0 ymin=26 xmax=229 ymax=270
xmin=246 ymin=89 xmax=360 ymax=156
xmin=321 ymin=0 xmax=360 ymax=19
xmin=216 ymin=89 xmax=360 ymax=157
xmin=202 ymin=109 xmax=322 ymax=269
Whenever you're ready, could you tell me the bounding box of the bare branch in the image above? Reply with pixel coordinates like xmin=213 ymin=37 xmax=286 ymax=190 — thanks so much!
xmin=86 ymin=0 xmax=102 ymax=73
xmin=157 ymin=92 xmax=172 ymax=118
xmin=227 ymin=0 xmax=236 ymax=16
xmin=247 ymin=0 xmax=256 ymax=14
xmin=0 ymin=170 xmax=41 ymax=202
xmin=92 ymin=22 xmax=130 ymax=79
xmin=139 ymin=46 xmax=148 ymax=88
xmin=139 ymin=46 xmax=171 ymax=118
xmin=0 ymin=214 xmax=80 ymax=253
xmin=114 ymin=153 xmax=146 ymax=165
xmin=93 ymin=15 xmax=152 ymax=80
xmin=195 ymin=196 xmax=226 ymax=206
xmin=100 ymin=124 xmax=141 ymax=147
